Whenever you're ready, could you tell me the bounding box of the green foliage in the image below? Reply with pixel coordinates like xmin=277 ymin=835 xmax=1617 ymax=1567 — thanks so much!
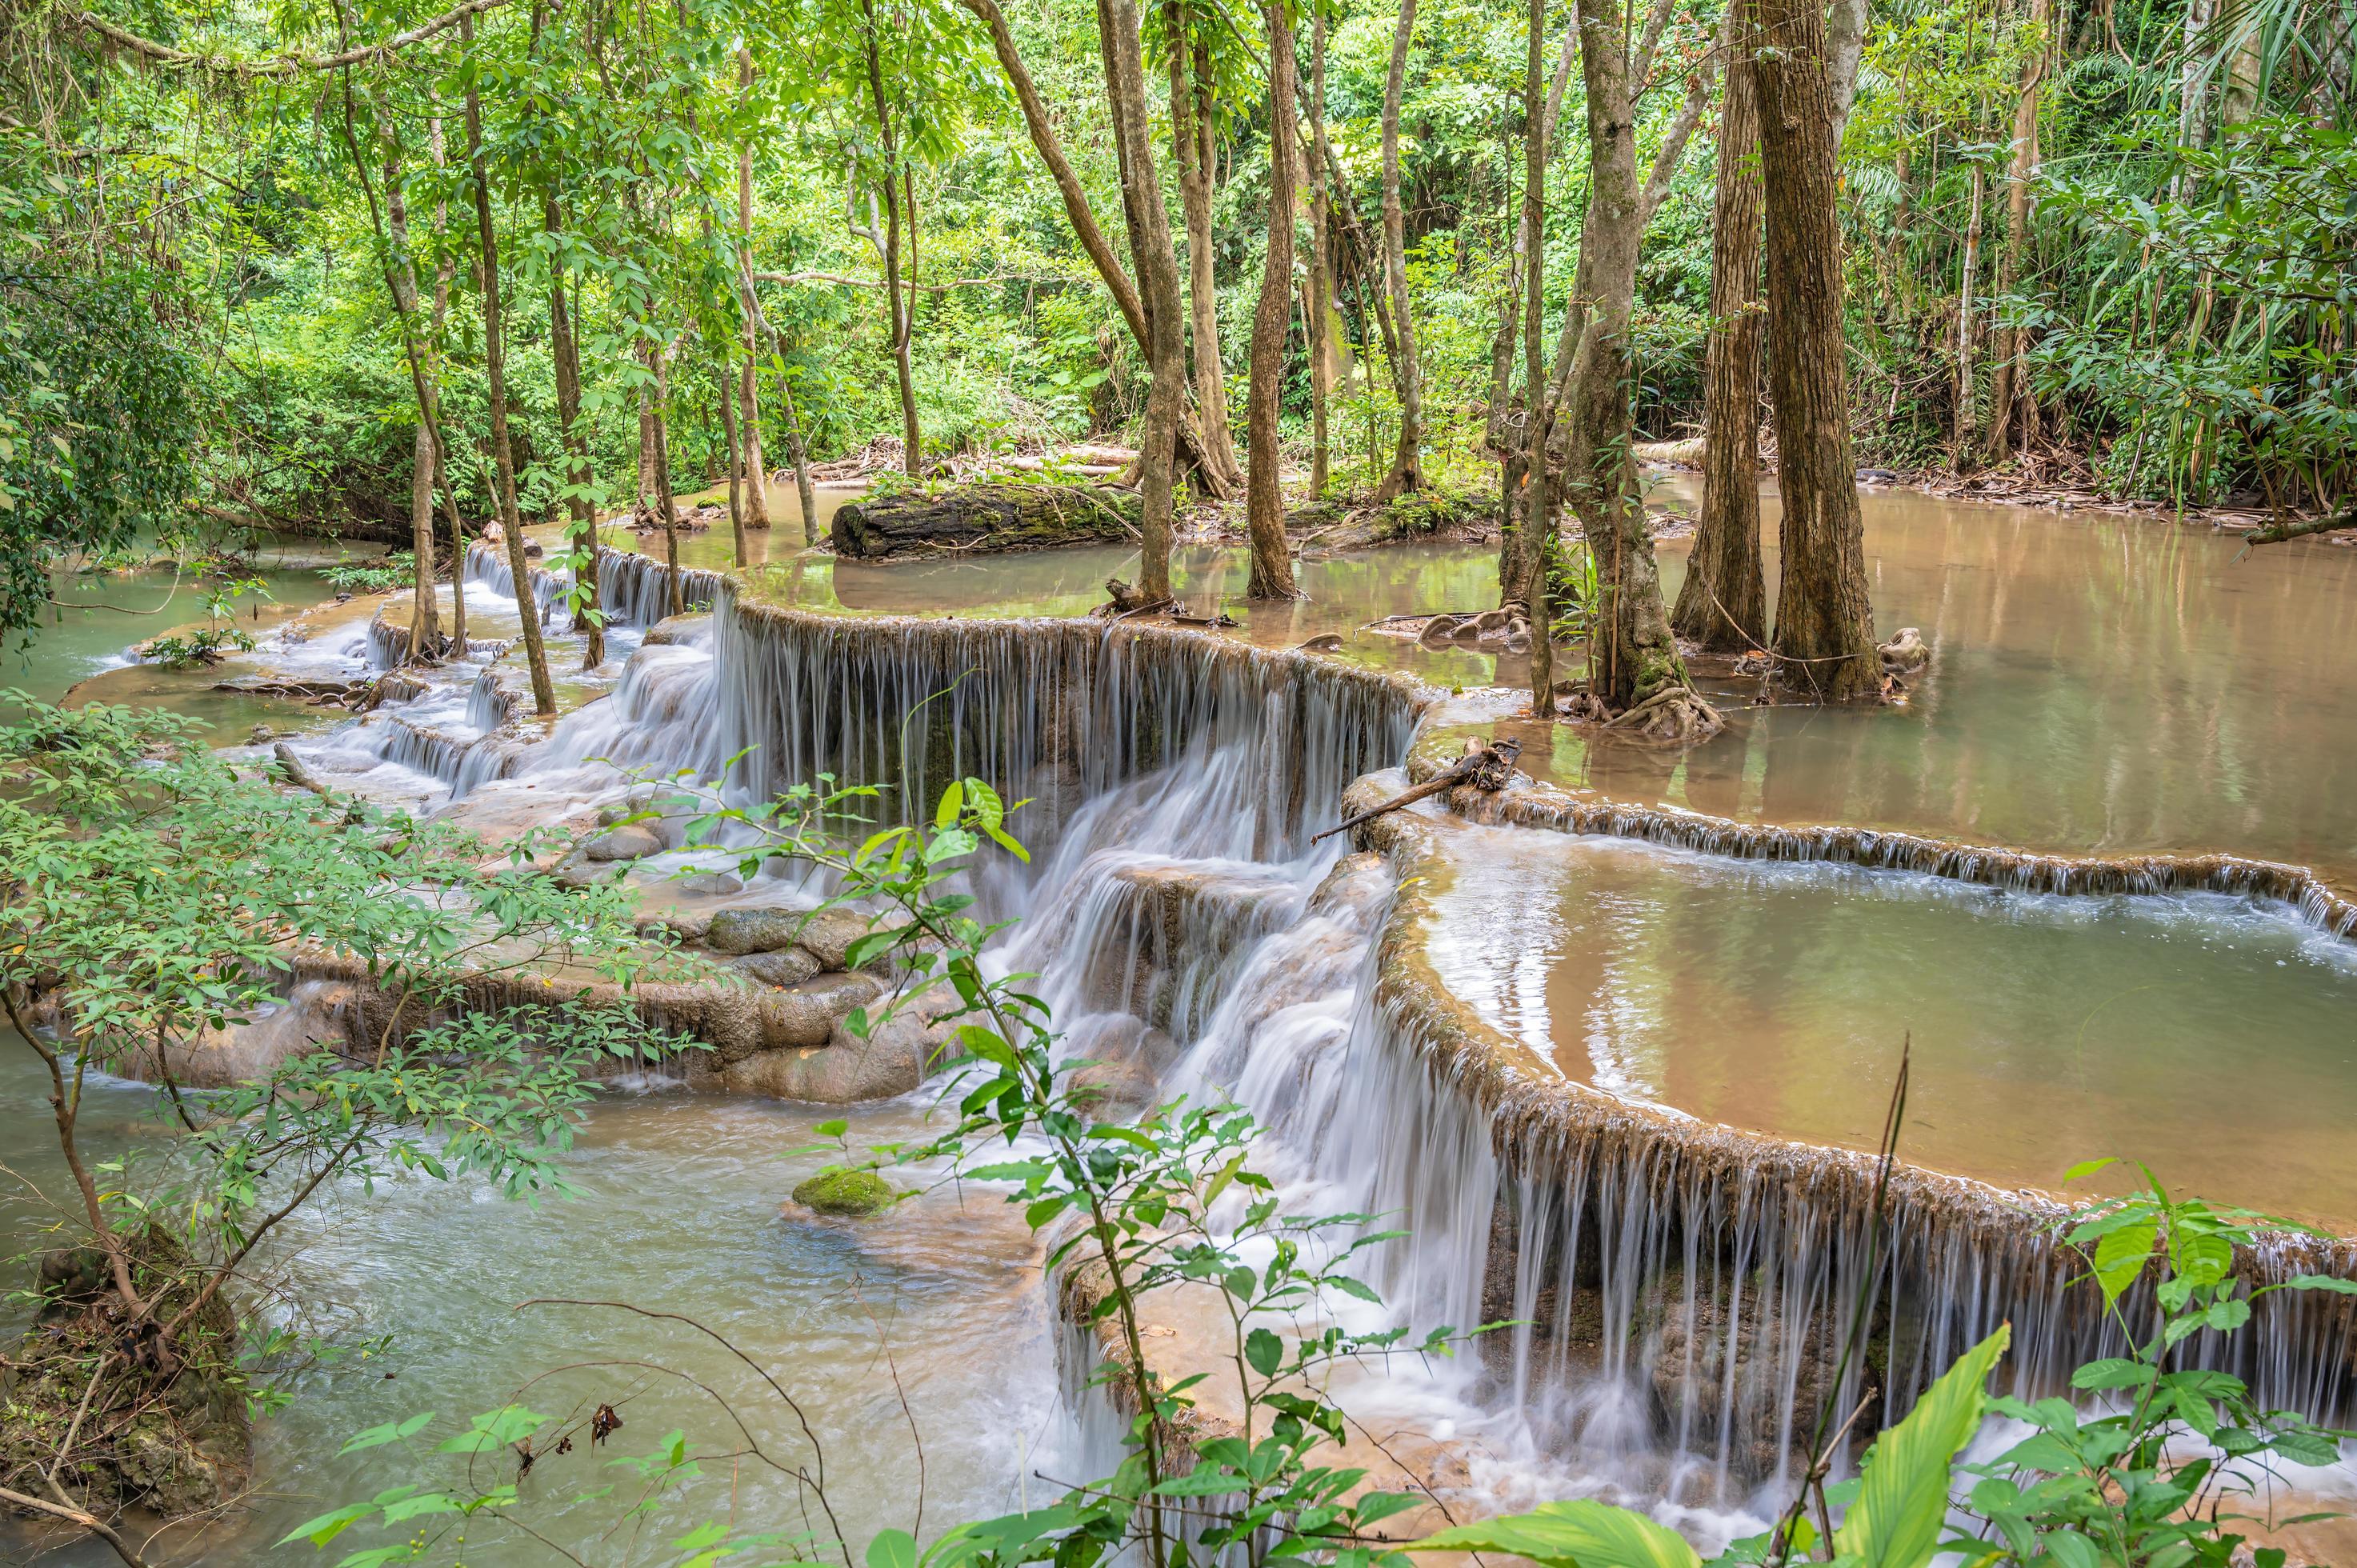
xmin=318 ymin=552 xmax=418 ymax=595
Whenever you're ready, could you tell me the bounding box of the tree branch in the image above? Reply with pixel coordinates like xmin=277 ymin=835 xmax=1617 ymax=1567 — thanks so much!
xmin=0 ymin=1485 xmax=154 ymax=1568
xmin=70 ymin=0 xmax=510 ymax=78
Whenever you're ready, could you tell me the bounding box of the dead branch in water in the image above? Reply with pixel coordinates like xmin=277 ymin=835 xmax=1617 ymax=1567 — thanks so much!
xmin=1311 ymin=738 xmax=1521 ymax=843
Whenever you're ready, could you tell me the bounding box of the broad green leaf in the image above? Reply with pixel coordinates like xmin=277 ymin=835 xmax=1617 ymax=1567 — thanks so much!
xmin=1245 ymin=1327 xmax=1283 ymax=1378
xmin=867 ymin=1526 xmax=918 ymax=1568
xmin=338 ymin=1410 xmax=434 ymax=1454
xmin=277 ymin=1502 xmax=374 ymax=1548
xmin=1833 ymin=1324 xmax=2012 ymax=1568
xmin=1411 ymin=1498 xmax=1703 ymax=1567
xmin=2092 ymin=1220 xmax=2158 ymax=1303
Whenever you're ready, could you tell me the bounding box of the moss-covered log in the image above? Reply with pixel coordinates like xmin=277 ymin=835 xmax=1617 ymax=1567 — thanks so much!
xmin=830 ymin=482 xmax=1141 ymax=559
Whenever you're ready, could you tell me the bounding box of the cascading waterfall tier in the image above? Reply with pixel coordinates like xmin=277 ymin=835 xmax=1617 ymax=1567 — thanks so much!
xmin=1343 ymin=789 xmax=2357 ymax=1483
xmin=714 ymin=598 xmax=1427 ymax=852
xmin=1416 ymin=742 xmax=2357 ymax=940
xmin=598 ymin=546 xmax=727 ymax=630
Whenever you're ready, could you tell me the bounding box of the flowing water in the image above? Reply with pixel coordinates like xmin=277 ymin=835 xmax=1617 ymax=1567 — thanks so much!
xmin=6 ymin=486 xmax=2355 ymax=1562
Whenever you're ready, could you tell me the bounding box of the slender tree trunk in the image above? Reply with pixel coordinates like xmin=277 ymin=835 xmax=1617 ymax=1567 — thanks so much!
xmin=651 ymin=366 xmax=682 ymax=617
xmin=2173 ymin=0 xmax=2216 ymax=199
xmin=431 ymin=124 xmax=466 ymax=649
xmin=1986 ymin=0 xmax=2049 ymax=458
xmin=460 ymin=14 xmax=554 ymax=717
xmin=1491 ymin=14 xmax=1575 ymax=600
xmin=1167 ymin=8 xmax=1243 ymax=489
xmin=736 ymin=50 xmax=771 ymax=530
xmin=1307 ymin=0 xmax=1334 ymax=497
xmin=1501 ymin=0 xmax=1553 ymax=609
xmin=860 ymin=0 xmax=922 ymax=477
xmin=1671 ymin=12 xmax=1768 ymax=650
xmin=1755 ymin=0 xmax=1883 ymax=701
xmin=1556 ymin=0 xmax=1703 ymax=723
xmin=1955 ymin=153 xmax=1985 ymax=452
xmin=718 ymin=356 xmax=746 ymax=566
xmin=1373 ymin=0 xmax=1425 ymax=499
xmin=386 ymin=153 xmax=442 ymax=662
xmin=1098 ymin=0 xmax=1185 ymax=599
xmin=1246 ymin=0 xmax=1303 ymax=598
xmin=544 ymin=199 xmax=602 ymax=669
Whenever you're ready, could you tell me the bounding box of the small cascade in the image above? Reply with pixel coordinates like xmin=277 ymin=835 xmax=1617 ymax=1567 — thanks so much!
xmin=597 ymin=546 xmax=728 ymax=629
xmin=466 ymin=666 xmax=517 ymax=734
xmin=512 ymin=621 xmax=726 ymax=786
xmin=466 ymin=539 xmax=567 ymax=616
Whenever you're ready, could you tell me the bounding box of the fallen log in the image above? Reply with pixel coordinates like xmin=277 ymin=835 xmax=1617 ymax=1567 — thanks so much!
xmin=1311 ymin=738 xmax=1521 ymax=843
xmin=830 ymin=482 xmax=1143 ymax=560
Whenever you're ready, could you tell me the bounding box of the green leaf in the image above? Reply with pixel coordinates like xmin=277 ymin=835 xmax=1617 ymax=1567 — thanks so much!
xmin=1832 ymin=1325 xmax=2012 ymax=1568
xmin=867 ymin=1526 xmax=918 ymax=1568
xmin=2092 ymin=1219 xmax=2158 ymax=1303
xmin=1411 ymin=1498 xmax=1703 ymax=1567
xmin=934 ymin=779 xmax=965 ymax=829
xmin=338 ymin=1411 xmax=434 ymax=1454
xmin=2061 ymin=1158 xmax=2117 ymax=1182
xmin=277 ymin=1502 xmax=374 ymax=1548
xmin=1245 ymin=1327 xmax=1283 ymax=1378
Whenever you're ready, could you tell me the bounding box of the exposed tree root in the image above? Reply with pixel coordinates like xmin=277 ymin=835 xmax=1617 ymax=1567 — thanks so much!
xmin=1562 ymin=683 xmax=1727 ymax=745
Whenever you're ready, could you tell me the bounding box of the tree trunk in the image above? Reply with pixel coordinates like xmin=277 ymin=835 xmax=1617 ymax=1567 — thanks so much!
xmin=1500 ymin=0 xmax=1552 ymax=609
xmin=860 ymin=0 xmax=922 ymax=477
xmin=385 ymin=152 xmax=442 ymax=662
xmin=1755 ymin=0 xmax=1883 ymax=702
xmin=1307 ymin=0 xmax=1333 ymax=498
xmin=430 ymin=123 xmax=466 ymax=650
xmin=718 ymin=355 xmax=746 ymax=566
xmin=651 ymin=382 xmax=682 ymax=618
xmin=2173 ymin=0 xmax=2216 ymax=199
xmin=1955 ymin=153 xmax=1984 ymax=451
xmin=1373 ymin=0 xmax=1425 ymax=500
xmin=1985 ymin=0 xmax=2049 ymax=458
xmin=1098 ymin=0 xmax=1186 ymax=600
xmin=1671 ymin=14 xmax=1768 ymax=651
xmin=736 ymin=49 xmax=770 ymax=530
xmin=1556 ymin=0 xmax=1702 ymax=723
xmin=1168 ymin=8 xmax=1244 ymax=491
xmin=1246 ymin=0 xmax=1303 ymax=599
xmin=544 ymin=206 xmax=602 ymax=669
xmin=461 ymin=13 xmax=554 ymax=718
xmin=1491 ymin=12 xmax=1576 ymax=602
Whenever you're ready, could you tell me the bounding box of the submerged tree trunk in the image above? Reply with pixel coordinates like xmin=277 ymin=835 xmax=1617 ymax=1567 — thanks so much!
xmin=1555 ymin=0 xmax=1711 ymax=733
xmin=1098 ymin=0 xmax=1186 ymax=599
xmin=1986 ymin=0 xmax=2050 ymax=458
xmin=718 ymin=355 xmax=746 ymax=567
xmin=1245 ymin=0 xmax=1303 ymax=598
xmin=860 ymin=0 xmax=922 ymax=478
xmin=1671 ymin=14 xmax=1768 ymax=651
xmin=1307 ymin=0 xmax=1334 ymax=498
xmin=736 ymin=50 xmax=771 ymax=531
xmin=460 ymin=14 xmax=554 ymax=718
xmin=1374 ymin=0 xmax=1425 ymax=500
xmin=1755 ymin=0 xmax=1883 ymax=701
xmin=544 ymin=199 xmax=602 ymax=669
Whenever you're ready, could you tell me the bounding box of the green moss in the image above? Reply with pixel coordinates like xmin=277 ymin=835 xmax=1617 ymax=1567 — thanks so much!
xmin=792 ymin=1167 xmax=898 ymax=1217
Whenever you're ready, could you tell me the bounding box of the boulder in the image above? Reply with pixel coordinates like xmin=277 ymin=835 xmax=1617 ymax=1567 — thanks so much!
xmin=731 ymin=946 xmax=823 ymax=989
xmin=794 ymin=906 xmax=886 ymax=970
xmin=636 ymin=910 xmax=713 ymax=943
xmin=758 ymin=971 xmax=886 ymax=1049
xmin=679 ymin=871 xmax=743 ymax=897
xmin=790 ymin=1168 xmax=898 ymax=1217
xmin=586 ymin=823 xmax=665 ymax=862
xmin=722 ymin=1004 xmax=942 ymax=1102
xmin=706 ymin=905 xmax=814 ymax=955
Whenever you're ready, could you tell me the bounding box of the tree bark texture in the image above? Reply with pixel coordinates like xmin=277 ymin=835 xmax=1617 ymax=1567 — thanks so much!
xmin=385 ymin=152 xmax=442 ymax=661
xmin=832 ymin=482 xmax=1142 ymax=558
xmin=1499 ymin=0 xmax=1551 ymax=606
xmin=1245 ymin=0 xmax=1303 ymax=598
xmin=460 ymin=14 xmax=554 ymax=716
xmin=1307 ymin=0 xmax=1334 ymax=497
xmin=1671 ymin=22 xmax=1769 ymax=652
xmin=718 ymin=357 xmax=746 ymax=566
xmin=1753 ymin=0 xmax=1883 ymax=701
xmin=1373 ymin=0 xmax=1425 ymax=500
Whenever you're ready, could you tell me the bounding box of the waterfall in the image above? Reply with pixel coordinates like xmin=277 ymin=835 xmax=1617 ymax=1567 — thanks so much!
xmin=598 ymin=547 xmax=728 ymax=630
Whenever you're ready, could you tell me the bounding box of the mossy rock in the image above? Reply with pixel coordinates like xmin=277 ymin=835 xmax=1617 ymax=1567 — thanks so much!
xmin=791 ymin=1168 xmax=898 ymax=1217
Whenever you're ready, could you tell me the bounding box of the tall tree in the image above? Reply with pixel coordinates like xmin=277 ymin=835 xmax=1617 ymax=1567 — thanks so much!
xmin=385 ymin=146 xmax=442 ymax=662
xmin=858 ymin=0 xmax=923 ymax=476
xmin=1245 ymin=0 xmax=1302 ymax=598
xmin=1985 ymin=0 xmax=2050 ymax=457
xmin=1544 ymin=0 xmax=1717 ymax=734
xmin=460 ymin=11 xmax=555 ymax=717
xmin=736 ymin=48 xmax=772 ymax=530
xmin=1671 ymin=2 xmax=1767 ymax=651
xmin=543 ymin=196 xmax=602 ymax=668
xmin=1168 ymin=5 xmax=1244 ymax=492
xmin=1373 ymin=0 xmax=1425 ymax=499
xmin=1306 ymin=0 xmax=1334 ymax=497
xmin=1754 ymin=0 xmax=1883 ymax=699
